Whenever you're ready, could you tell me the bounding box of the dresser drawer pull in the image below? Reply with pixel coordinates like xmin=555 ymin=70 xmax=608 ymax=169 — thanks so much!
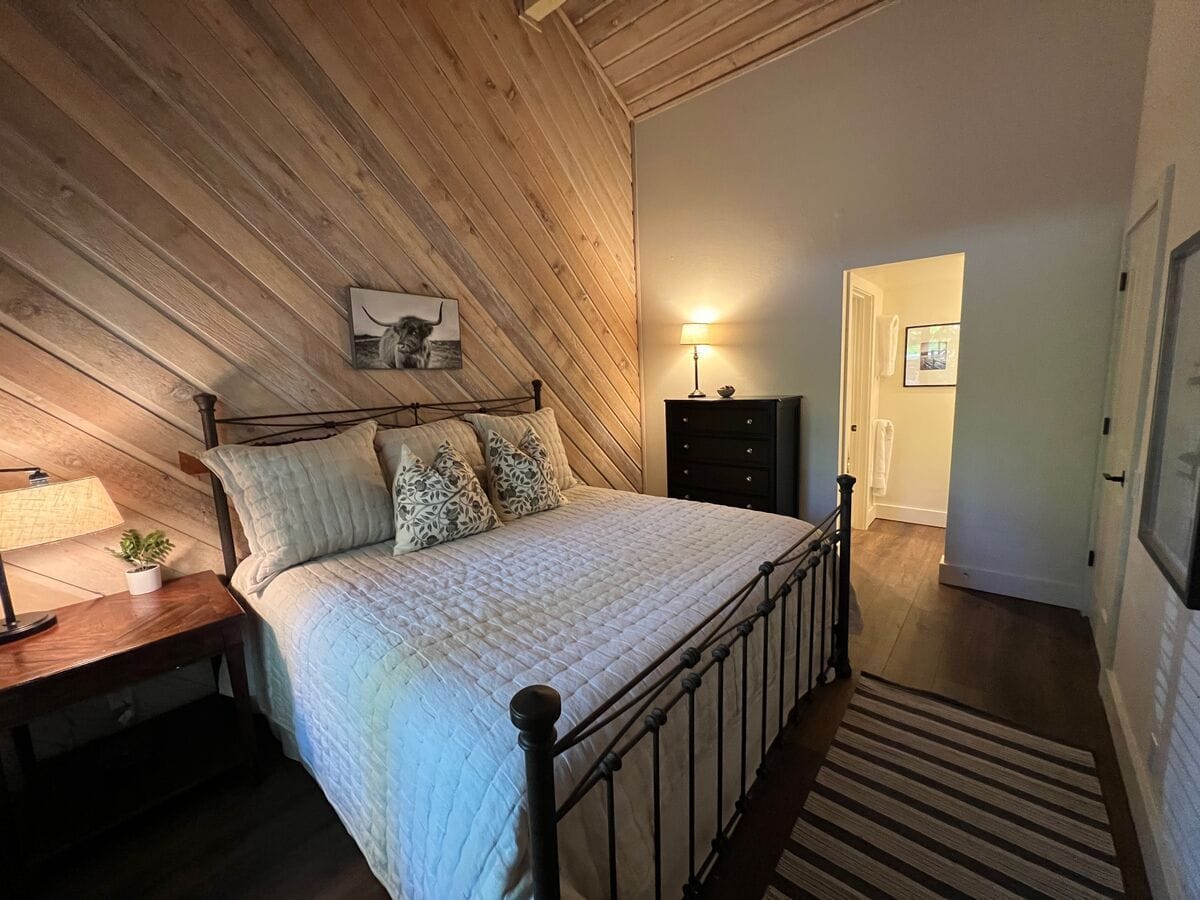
xmin=745 ymin=475 xmax=752 ymax=482
xmin=746 ymin=418 xmax=753 ymax=425
xmin=682 ymin=416 xmax=689 ymax=423
xmin=745 ymin=447 xmax=753 ymax=455
xmin=684 ymin=494 xmax=691 ymax=500
xmin=683 ymin=468 xmax=690 ymax=475
xmin=683 ymin=443 xmax=690 ymax=450
xmin=745 ymin=504 xmax=753 ymax=509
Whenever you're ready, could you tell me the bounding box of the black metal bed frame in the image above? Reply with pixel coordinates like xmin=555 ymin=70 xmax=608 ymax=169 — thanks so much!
xmin=511 ymin=474 xmax=853 ymax=899
xmin=193 ymin=380 xmax=542 ymax=579
xmin=191 ymin=379 xmax=853 ymax=899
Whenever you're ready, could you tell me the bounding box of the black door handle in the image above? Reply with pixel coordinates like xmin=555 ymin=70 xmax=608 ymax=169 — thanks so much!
xmin=1103 ymin=471 xmax=1126 ymax=485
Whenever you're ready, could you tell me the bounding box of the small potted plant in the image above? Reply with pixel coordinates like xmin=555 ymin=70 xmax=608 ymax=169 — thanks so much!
xmin=110 ymin=529 xmax=174 ymax=595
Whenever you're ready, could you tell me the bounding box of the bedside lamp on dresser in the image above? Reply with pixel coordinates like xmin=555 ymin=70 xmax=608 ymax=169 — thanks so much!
xmin=0 ymin=469 xmax=123 ymax=643
xmin=679 ymin=323 xmax=712 ymax=398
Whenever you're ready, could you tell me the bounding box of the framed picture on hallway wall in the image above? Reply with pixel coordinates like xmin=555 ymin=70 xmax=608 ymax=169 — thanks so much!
xmin=903 ymin=322 xmax=960 ymax=387
xmin=1139 ymin=227 xmax=1200 ymax=609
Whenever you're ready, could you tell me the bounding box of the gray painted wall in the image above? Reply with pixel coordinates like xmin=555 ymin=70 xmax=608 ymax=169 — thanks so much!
xmin=635 ymin=0 xmax=1152 ymax=608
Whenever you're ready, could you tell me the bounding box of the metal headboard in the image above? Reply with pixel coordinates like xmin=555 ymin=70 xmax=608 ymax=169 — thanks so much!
xmin=194 ymin=379 xmax=543 ymax=579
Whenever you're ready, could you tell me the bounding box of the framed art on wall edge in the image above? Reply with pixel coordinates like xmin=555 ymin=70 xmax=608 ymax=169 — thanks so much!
xmin=1139 ymin=228 xmax=1200 ymax=609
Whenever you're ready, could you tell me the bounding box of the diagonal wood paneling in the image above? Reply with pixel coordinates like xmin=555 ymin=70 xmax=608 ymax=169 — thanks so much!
xmin=563 ymin=0 xmax=887 ymax=119
xmin=0 ymin=0 xmax=637 ymax=606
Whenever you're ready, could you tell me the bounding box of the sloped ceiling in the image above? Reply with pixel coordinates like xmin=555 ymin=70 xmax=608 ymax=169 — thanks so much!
xmin=562 ymin=0 xmax=887 ymax=119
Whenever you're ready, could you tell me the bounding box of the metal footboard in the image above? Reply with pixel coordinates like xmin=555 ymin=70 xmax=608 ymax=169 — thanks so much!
xmin=510 ymin=475 xmax=855 ymax=900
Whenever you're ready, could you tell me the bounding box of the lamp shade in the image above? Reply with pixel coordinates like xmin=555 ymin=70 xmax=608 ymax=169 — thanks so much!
xmin=0 ymin=476 xmax=123 ymax=552
xmin=679 ymin=323 xmax=712 ymax=346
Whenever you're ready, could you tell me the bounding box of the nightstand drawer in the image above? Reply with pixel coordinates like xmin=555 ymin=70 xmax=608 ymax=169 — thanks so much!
xmin=670 ymin=461 xmax=770 ymax=497
xmin=668 ymin=486 xmax=771 ymax=512
xmin=668 ymin=434 xmax=771 ymax=464
xmin=668 ymin=404 xmax=772 ymax=437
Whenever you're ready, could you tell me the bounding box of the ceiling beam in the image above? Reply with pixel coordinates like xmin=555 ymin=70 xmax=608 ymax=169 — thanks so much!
xmin=520 ymin=0 xmax=569 ymax=25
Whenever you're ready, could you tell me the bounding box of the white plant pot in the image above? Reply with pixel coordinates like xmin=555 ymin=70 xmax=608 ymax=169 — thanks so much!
xmin=125 ymin=565 xmax=163 ymax=596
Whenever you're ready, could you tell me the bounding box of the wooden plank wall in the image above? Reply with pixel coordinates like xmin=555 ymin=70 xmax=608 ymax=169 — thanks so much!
xmin=0 ymin=0 xmax=637 ymax=608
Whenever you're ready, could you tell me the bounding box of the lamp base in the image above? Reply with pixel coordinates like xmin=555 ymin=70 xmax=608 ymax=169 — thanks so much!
xmin=688 ymin=390 xmax=706 ymax=398
xmin=0 ymin=610 xmax=57 ymax=644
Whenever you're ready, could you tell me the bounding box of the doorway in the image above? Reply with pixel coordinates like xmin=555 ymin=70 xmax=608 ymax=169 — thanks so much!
xmin=839 ymin=253 xmax=965 ymax=532
xmin=841 ymin=274 xmax=880 ymax=529
xmin=1089 ymin=167 xmax=1174 ymax=665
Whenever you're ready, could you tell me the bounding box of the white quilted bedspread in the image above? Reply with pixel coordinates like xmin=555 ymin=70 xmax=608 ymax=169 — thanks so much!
xmin=235 ymin=486 xmax=844 ymax=899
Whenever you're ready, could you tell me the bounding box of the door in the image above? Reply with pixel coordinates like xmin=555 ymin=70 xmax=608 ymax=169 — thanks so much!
xmin=1090 ymin=168 xmax=1173 ymax=662
xmin=841 ymin=275 xmax=880 ymax=529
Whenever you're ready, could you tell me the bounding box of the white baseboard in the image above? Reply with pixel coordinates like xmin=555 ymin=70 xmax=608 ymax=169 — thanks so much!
xmin=937 ymin=559 xmax=1083 ymax=608
xmin=873 ymin=503 xmax=947 ymax=527
xmin=1099 ymin=668 xmax=1186 ymax=900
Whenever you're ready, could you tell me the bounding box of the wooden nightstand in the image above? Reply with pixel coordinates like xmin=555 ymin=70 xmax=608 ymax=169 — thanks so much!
xmin=0 ymin=571 xmax=257 ymax=872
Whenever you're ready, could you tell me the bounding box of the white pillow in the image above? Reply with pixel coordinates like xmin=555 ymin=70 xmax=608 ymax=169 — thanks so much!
xmin=392 ymin=441 xmax=499 ymax=555
xmin=465 ymin=407 xmax=577 ymax=489
xmin=485 ymin=427 xmax=566 ymax=521
xmin=375 ymin=417 xmax=486 ymax=487
xmin=202 ymin=421 xmax=393 ymax=592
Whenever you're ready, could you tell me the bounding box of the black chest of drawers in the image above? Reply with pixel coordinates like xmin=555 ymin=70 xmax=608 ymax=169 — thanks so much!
xmin=665 ymin=396 xmax=801 ymax=517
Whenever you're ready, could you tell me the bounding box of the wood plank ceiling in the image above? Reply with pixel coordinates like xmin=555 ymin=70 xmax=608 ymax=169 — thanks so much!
xmin=0 ymin=0 xmax=635 ymax=604
xmin=563 ymin=0 xmax=887 ymax=119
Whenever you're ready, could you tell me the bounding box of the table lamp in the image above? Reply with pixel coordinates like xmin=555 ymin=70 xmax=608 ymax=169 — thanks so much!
xmin=0 ymin=469 xmax=123 ymax=644
xmin=679 ymin=323 xmax=712 ymax=398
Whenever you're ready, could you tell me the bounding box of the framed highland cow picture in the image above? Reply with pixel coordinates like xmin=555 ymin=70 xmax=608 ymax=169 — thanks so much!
xmin=349 ymin=288 xmax=462 ymax=370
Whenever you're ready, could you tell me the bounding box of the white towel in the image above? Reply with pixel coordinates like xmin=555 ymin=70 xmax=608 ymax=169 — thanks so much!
xmin=875 ymin=314 xmax=899 ymax=377
xmin=871 ymin=419 xmax=894 ymax=494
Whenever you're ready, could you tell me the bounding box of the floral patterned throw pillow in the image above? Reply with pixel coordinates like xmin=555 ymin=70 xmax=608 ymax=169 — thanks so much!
xmin=392 ymin=441 xmax=500 ymax=555
xmin=486 ymin=427 xmax=566 ymax=521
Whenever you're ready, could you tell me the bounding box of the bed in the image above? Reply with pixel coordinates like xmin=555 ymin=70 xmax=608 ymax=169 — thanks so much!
xmin=192 ymin=383 xmax=857 ymax=899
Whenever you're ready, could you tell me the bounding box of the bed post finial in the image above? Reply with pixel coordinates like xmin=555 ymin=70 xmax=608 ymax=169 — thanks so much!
xmin=194 ymin=392 xmax=218 ymax=426
xmin=194 ymin=393 xmax=238 ymax=581
xmin=833 ymin=474 xmax=855 ymax=680
xmin=531 ymin=379 xmax=543 ymax=410
xmin=511 ymin=684 xmax=561 ymax=900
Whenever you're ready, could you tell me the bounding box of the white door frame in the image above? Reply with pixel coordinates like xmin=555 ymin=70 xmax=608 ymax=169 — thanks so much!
xmin=1087 ymin=164 xmax=1174 ymax=667
xmin=838 ymin=273 xmax=881 ymax=529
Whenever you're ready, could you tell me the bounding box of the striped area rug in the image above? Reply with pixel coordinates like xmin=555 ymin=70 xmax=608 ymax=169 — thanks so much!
xmin=768 ymin=673 xmax=1125 ymax=899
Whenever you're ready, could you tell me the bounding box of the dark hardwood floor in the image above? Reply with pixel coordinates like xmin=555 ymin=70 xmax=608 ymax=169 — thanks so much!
xmin=31 ymin=734 xmax=387 ymax=900
xmin=31 ymin=519 xmax=1149 ymax=899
